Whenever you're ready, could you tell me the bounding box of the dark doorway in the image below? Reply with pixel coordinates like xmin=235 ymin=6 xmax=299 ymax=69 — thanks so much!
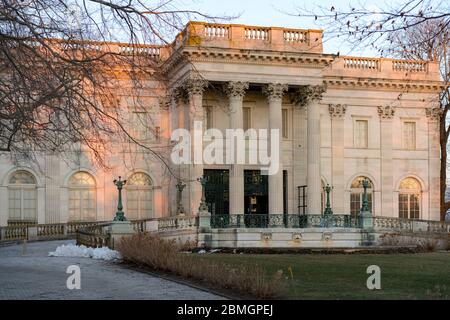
xmin=204 ymin=169 xmax=229 ymax=216
xmin=244 ymin=170 xmax=268 ymax=227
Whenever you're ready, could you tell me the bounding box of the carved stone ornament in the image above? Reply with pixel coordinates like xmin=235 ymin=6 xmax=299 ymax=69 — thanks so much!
xmin=263 ymin=83 xmax=289 ymax=101
xmin=425 ymin=107 xmax=442 ymax=121
xmin=183 ymin=77 xmax=208 ymax=97
xmin=291 ymin=85 xmax=326 ymax=108
xmin=224 ymin=81 xmax=249 ymax=99
xmin=378 ymin=105 xmax=396 ymax=119
xmin=329 ymin=104 xmax=347 ymax=118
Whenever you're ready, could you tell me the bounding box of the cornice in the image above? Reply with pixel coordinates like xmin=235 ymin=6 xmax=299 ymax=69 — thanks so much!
xmin=324 ymin=77 xmax=442 ymax=93
xmin=162 ymin=47 xmax=334 ymax=74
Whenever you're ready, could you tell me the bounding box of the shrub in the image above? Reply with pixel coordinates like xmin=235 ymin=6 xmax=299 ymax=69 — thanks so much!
xmin=379 ymin=233 xmax=439 ymax=252
xmin=117 ymin=234 xmax=285 ymax=299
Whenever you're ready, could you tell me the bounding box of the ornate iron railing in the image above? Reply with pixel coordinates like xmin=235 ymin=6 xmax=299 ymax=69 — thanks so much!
xmin=210 ymin=214 xmax=361 ymax=229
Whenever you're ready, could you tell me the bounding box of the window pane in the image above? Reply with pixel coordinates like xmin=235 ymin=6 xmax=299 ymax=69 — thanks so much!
xmin=354 ymin=120 xmax=368 ymax=148
xmin=399 ymin=194 xmax=409 ymax=219
xmin=403 ymin=122 xmax=416 ymax=150
xmin=350 ymin=193 xmax=361 ymax=216
xmin=130 ymin=112 xmax=149 ymax=140
xmin=9 ymin=171 xmax=36 ymax=185
xmin=410 ymin=194 xmax=420 ymax=219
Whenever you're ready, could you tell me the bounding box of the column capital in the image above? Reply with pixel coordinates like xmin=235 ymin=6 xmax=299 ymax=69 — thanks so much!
xmin=183 ymin=77 xmax=208 ymax=98
xmin=378 ymin=105 xmax=396 ymax=120
xmin=329 ymin=104 xmax=347 ymax=118
xmin=224 ymin=81 xmax=249 ymax=99
xmin=169 ymin=86 xmax=188 ymax=105
xmin=263 ymin=83 xmax=289 ymax=101
xmin=291 ymin=85 xmax=326 ymax=108
xmin=425 ymin=107 xmax=442 ymax=121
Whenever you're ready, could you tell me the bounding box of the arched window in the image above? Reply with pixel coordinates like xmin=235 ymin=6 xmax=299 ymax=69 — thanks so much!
xmin=350 ymin=176 xmax=374 ymax=216
xmin=68 ymin=172 xmax=96 ymax=222
xmin=126 ymin=173 xmax=153 ymax=220
xmin=8 ymin=171 xmax=37 ymax=223
xmin=399 ymin=178 xmax=421 ymax=219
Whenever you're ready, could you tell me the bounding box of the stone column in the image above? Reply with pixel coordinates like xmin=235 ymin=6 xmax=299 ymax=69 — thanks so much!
xmin=305 ymin=85 xmax=326 ymax=215
xmin=329 ymin=104 xmax=347 ymax=214
xmin=426 ymin=107 xmax=441 ymax=221
xmin=184 ymin=78 xmax=208 ymax=216
xmin=263 ymin=83 xmax=288 ymax=215
xmin=379 ymin=106 xmax=396 ymax=217
xmin=225 ymin=82 xmax=249 ymax=215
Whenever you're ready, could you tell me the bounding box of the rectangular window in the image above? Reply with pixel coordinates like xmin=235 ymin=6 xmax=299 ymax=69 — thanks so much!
xmin=354 ymin=120 xmax=368 ymax=148
xmin=204 ymin=107 xmax=213 ymax=130
xmin=243 ymin=107 xmax=251 ymax=132
xmin=403 ymin=122 xmax=416 ymax=150
xmin=130 ymin=111 xmax=149 ymax=140
xmin=282 ymin=109 xmax=289 ymax=139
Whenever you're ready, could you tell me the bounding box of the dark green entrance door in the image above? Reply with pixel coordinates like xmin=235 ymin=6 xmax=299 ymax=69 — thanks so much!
xmin=204 ymin=170 xmax=229 ymax=216
xmin=244 ymin=170 xmax=268 ymax=227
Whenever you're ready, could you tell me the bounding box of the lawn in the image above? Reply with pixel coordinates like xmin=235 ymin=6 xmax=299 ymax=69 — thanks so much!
xmin=196 ymin=252 xmax=450 ymax=300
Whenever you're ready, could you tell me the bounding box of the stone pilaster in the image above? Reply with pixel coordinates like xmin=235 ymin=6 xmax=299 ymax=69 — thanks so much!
xmin=329 ymin=104 xmax=347 ymax=214
xmin=263 ymin=83 xmax=288 ymax=215
xmin=426 ymin=106 xmax=441 ymax=220
xmin=225 ymin=81 xmax=249 ymax=215
xmin=296 ymin=85 xmax=326 ymax=214
xmin=184 ymin=78 xmax=208 ymax=216
xmin=378 ymin=105 xmax=396 ymax=217
xmin=45 ymin=154 xmax=61 ymax=223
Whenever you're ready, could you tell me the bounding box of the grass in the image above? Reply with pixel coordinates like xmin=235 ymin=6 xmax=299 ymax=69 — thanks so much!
xmin=195 ymin=252 xmax=450 ymax=300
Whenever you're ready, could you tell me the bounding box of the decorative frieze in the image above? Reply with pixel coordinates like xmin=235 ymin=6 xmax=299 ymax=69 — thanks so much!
xmin=378 ymin=105 xmax=396 ymax=119
xmin=425 ymin=107 xmax=442 ymax=121
xmin=224 ymin=81 xmax=249 ymax=99
xmin=329 ymin=104 xmax=347 ymax=118
xmin=263 ymin=83 xmax=289 ymax=101
xmin=291 ymin=85 xmax=326 ymax=108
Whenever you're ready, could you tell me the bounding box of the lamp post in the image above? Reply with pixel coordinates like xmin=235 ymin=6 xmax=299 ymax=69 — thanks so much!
xmin=113 ymin=177 xmax=127 ymax=222
xmin=323 ymin=184 xmax=334 ymax=216
xmin=176 ymin=180 xmax=186 ymax=215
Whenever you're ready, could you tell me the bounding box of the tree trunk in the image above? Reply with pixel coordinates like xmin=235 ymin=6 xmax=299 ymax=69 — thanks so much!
xmin=440 ymin=116 xmax=449 ymax=221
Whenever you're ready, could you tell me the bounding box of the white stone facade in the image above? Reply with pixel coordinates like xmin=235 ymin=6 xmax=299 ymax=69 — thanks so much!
xmin=0 ymin=22 xmax=442 ymax=226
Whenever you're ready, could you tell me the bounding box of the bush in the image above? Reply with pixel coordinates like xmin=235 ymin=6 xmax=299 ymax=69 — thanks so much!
xmin=379 ymin=233 xmax=440 ymax=252
xmin=117 ymin=234 xmax=285 ymax=299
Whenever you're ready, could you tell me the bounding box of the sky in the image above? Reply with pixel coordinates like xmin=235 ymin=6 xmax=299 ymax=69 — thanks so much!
xmin=182 ymin=0 xmax=389 ymax=57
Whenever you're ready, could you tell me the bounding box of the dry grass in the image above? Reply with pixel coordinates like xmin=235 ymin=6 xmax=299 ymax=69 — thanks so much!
xmin=117 ymin=234 xmax=285 ymax=299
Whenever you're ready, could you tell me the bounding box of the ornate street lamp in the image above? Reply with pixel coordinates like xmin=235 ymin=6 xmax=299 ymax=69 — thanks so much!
xmin=176 ymin=180 xmax=186 ymax=215
xmin=113 ymin=176 xmax=127 ymax=221
xmin=197 ymin=176 xmax=209 ymax=213
xmin=323 ymin=184 xmax=334 ymax=216
xmin=361 ymin=178 xmax=370 ymax=213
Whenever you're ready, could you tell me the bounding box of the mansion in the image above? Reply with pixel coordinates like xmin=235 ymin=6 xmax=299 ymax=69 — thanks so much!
xmin=0 ymin=22 xmax=442 ymax=227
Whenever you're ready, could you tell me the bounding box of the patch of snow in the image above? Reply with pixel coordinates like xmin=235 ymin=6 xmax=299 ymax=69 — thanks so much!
xmin=197 ymin=250 xmax=207 ymax=254
xmin=48 ymin=244 xmax=121 ymax=261
xmin=209 ymin=249 xmax=221 ymax=254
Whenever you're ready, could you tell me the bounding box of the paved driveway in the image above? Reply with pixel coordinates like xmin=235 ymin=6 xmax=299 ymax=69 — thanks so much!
xmin=0 ymin=240 xmax=222 ymax=300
